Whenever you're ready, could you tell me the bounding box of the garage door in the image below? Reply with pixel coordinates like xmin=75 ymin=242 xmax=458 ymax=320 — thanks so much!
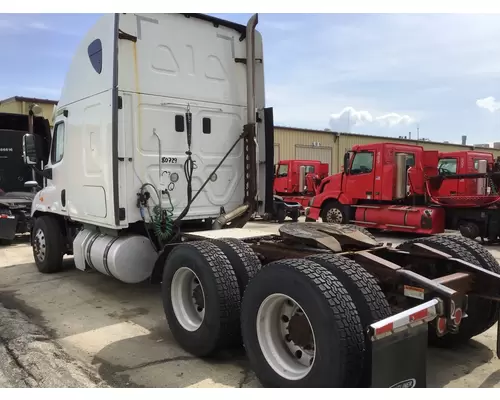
xmin=295 ymin=145 xmax=332 ymax=174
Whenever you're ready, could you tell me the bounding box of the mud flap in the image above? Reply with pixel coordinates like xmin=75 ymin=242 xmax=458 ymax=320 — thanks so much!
xmin=0 ymin=215 xmax=17 ymax=240
xmin=368 ymin=298 xmax=439 ymax=388
xmin=370 ymin=323 xmax=428 ymax=387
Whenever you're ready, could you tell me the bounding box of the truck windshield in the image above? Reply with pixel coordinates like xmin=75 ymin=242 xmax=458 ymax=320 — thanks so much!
xmin=350 ymin=152 xmax=374 ymax=175
xmin=438 ymin=158 xmax=457 ymax=175
xmin=277 ymin=164 xmax=288 ymax=177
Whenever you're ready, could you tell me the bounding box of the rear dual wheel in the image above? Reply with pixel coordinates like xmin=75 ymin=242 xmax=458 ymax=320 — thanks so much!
xmin=162 ymin=239 xmax=262 ymax=356
xmin=163 ymin=240 xmax=389 ymax=387
xmin=241 ymin=259 xmax=366 ymax=388
xmin=396 ymin=235 xmax=500 ymax=347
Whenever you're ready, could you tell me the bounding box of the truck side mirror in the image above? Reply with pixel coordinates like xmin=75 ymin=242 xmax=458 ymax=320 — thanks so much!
xmin=24 ymin=180 xmax=40 ymax=190
xmin=22 ymin=134 xmax=38 ymax=165
xmin=343 ymin=152 xmax=350 ymax=174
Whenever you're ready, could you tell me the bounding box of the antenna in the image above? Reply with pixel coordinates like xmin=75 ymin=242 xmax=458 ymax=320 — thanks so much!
xmin=416 ymin=124 xmax=420 ymax=141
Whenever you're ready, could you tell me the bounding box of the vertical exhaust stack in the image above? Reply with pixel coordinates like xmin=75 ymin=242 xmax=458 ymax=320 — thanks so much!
xmin=244 ymin=13 xmax=259 ymax=213
xmin=246 ymin=13 xmax=258 ymax=126
xmin=299 ymin=166 xmax=306 ymax=193
xmin=477 ymin=159 xmax=487 ymax=195
xmin=394 ymin=153 xmax=408 ymax=199
xmin=212 ymin=13 xmax=259 ymax=230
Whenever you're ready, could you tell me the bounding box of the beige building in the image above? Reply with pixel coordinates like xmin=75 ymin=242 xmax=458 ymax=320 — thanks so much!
xmin=1 ymin=96 xmax=497 ymax=171
xmin=274 ymin=126 xmax=500 ymax=174
xmin=0 ymin=96 xmax=58 ymax=128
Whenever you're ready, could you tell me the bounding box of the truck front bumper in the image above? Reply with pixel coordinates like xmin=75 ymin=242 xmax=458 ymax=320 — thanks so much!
xmin=305 ymin=206 xmax=321 ymax=221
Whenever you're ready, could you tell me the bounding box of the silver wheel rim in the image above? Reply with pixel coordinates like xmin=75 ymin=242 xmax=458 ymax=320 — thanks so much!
xmin=256 ymin=293 xmax=316 ymax=381
xmin=326 ymin=208 xmax=343 ymax=223
xmin=34 ymin=228 xmax=46 ymax=262
xmin=171 ymin=267 xmax=206 ymax=332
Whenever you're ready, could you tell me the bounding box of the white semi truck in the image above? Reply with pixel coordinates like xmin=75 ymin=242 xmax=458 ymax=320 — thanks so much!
xmin=21 ymin=13 xmax=500 ymax=388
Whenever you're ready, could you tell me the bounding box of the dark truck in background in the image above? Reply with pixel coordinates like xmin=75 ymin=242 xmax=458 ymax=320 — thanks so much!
xmin=0 ymin=111 xmax=51 ymax=245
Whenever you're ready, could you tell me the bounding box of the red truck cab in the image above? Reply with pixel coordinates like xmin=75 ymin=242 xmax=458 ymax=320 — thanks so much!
xmin=307 ymin=143 xmax=424 ymax=223
xmin=437 ymin=150 xmax=494 ymax=196
xmin=274 ymin=160 xmax=329 ymax=195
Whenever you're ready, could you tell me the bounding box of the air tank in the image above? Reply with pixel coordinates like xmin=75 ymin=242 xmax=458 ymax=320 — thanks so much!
xmin=394 ymin=153 xmax=407 ymax=199
xmin=73 ymin=229 xmax=157 ymax=283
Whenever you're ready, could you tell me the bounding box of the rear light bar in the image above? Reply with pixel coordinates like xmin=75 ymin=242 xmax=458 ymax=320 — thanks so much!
xmin=369 ymin=298 xmax=440 ymax=341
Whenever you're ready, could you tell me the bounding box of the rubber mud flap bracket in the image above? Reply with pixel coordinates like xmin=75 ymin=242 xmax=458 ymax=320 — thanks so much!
xmin=370 ymin=323 xmax=428 ymax=388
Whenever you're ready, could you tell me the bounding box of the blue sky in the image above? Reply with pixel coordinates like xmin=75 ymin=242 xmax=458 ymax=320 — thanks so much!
xmin=1 ymin=13 xmax=500 ymax=145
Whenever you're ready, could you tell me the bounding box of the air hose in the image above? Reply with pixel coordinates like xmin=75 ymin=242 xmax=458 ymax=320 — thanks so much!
xmin=138 ymin=182 xmax=175 ymax=249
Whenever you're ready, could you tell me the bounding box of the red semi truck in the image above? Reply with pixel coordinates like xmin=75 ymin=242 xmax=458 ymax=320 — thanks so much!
xmin=273 ymin=159 xmax=329 ymax=207
xmin=306 ymin=143 xmax=500 ymax=242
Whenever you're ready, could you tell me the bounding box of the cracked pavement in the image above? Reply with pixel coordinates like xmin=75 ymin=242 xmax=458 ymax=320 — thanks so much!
xmin=1 ymin=221 xmax=500 ymax=387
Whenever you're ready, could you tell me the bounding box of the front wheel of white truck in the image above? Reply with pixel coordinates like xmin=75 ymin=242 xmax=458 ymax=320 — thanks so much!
xmin=32 ymin=216 xmax=65 ymax=274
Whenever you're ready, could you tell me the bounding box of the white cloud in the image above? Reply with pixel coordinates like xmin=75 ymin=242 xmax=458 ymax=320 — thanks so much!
xmin=376 ymin=113 xmax=415 ymax=127
xmin=476 ymin=96 xmax=500 ymax=113
xmin=329 ymin=106 xmax=415 ymax=132
xmin=27 ymin=21 xmax=50 ymax=31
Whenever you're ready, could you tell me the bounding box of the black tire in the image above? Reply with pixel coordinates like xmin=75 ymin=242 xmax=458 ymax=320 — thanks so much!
xmin=32 ymin=216 xmax=65 ymax=274
xmin=321 ymin=201 xmax=348 ymax=224
xmin=290 ymin=208 xmax=300 ymax=222
xmin=306 ymin=253 xmax=391 ymax=387
xmin=209 ymin=238 xmax=262 ymax=296
xmin=241 ymin=258 xmax=365 ymax=388
xmin=0 ymin=239 xmax=13 ymax=246
xmin=396 ymin=235 xmax=497 ymax=347
xmin=439 ymin=235 xmax=500 ymax=332
xmin=162 ymin=241 xmax=241 ymax=357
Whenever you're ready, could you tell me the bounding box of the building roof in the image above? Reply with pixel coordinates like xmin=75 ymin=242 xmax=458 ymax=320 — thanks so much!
xmin=274 ymin=124 xmax=476 ymax=149
xmin=0 ymin=96 xmax=58 ymax=105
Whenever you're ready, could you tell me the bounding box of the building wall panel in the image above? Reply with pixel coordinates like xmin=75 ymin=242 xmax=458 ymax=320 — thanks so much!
xmin=275 ymin=127 xmax=500 ymax=174
xmin=295 ymin=145 xmax=333 ymax=173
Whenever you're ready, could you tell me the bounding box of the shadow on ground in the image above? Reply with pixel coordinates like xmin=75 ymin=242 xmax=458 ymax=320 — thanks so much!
xmin=427 ymin=339 xmax=495 ymax=387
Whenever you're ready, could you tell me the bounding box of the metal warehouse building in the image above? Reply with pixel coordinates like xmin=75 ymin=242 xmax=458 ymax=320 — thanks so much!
xmin=274 ymin=126 xmax=500 ymax=174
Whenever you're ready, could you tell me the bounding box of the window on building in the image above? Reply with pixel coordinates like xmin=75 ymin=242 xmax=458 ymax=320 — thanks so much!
xmin=438 ymin=158 xmax=457 ymax=175
xmin=51 ymin=122 xmax=65 ymax=165
xmin=350 ymin=152 xmax=374 ymax=175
